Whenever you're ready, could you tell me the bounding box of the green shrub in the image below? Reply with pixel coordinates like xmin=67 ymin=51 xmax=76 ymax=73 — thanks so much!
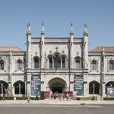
xmin=103 ymin=97 xmax=114 ymax=100
xmin=3 ymin=97 xmax=14 ymax=100
xmin=16 ymin=97 xmax=28 ymax=100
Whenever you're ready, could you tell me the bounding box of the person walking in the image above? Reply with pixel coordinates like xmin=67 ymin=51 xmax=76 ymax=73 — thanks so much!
xmin=66 ymin=93 xmax=69 ymax=101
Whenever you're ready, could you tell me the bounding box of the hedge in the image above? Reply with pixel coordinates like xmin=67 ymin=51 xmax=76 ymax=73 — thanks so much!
xmin=103 ymin=97 xmax=114 ymax=100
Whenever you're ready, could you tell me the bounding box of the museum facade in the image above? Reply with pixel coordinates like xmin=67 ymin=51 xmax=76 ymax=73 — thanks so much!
xmin=0 ymin=23 xmax=114 ymax=98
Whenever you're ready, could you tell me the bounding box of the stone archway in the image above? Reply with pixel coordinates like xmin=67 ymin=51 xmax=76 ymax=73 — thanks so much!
xmin=47 ymin=78 xmax=67 ymax=93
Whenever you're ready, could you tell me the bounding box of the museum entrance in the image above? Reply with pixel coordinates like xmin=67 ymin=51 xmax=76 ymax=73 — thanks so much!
xmin=48 ymin=78 xmax=66 ymax=93
xmin=52 ymin=82 xmax=62 ymax=93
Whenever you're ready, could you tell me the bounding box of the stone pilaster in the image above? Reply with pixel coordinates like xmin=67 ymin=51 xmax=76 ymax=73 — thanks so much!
xmin=83 ymin=23 xmax=88 ymax=69
xmin=70 ymin=23 xmax=74 ymax=69
xmin=41 ymin=22 xmax=45 ymax=69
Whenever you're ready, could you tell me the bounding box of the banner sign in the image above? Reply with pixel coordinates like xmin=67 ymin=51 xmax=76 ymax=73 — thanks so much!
xmin=107 ymin=86 xmax=114 ymax=98
xmin=74 ymin=75 xmax=84 ymax=96
xmin=31 ymin=75 xmax=40 ymax=96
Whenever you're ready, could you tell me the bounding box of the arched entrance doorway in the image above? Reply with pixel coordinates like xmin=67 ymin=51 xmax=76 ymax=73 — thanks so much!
xmin=48 ymin=78 xmax=67 ymax=93
xmin=52 ymin=82 xmax=62 ymax=93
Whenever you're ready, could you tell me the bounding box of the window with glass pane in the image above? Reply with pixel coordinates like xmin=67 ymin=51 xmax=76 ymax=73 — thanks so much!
xmin=49 ymin=57 xmax=52 ymax=68
xmin=0 ymin=60 xmax=4 ymax=70
xmin=15 ymin=83 xmax=19 ymax=94
xmin=62 ymin=57 xmax=65 ymax=68
xmin=34 ymin=57 xmax=39 ymax=68
xmin=14 ymin=82 xmax=25 ymax=94
xmin=17 ymin=60 xmax=22 ymax=70
xmin=89 ymin=82 xmax=99 ymax=94
xmin=76 ymin=58 xmax=80 ymax=69
xmin=109 ymin=60 xmax=114 ymax=70
xmin=21 ymin=83 xmax=25 ymax=94
xmin=54 ymin=55 xmax=60 ymax=68
xmin=92 ymin=60 xmax=97 ymax=70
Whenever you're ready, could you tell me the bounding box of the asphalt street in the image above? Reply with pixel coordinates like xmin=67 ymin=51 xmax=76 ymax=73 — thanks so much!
xmin=0 ymin=104 xmax=114 ymax=114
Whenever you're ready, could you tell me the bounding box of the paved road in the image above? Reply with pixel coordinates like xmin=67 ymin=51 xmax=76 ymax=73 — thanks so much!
xmin=0 ymin=104 xmax=114 ymax=114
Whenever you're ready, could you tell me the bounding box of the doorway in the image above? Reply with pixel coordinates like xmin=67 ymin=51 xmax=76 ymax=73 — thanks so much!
xmin=48 ymin=78 xmax=67 ymax=93
xmin=51 ymin=82 xmax=62 ymax=93
xmin=52 ymin=87 xmax=62 ymax=93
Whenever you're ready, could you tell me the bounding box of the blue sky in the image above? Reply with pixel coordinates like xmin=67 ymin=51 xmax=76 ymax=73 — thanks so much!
xmin=0 ymin=0 xmax=114 ymax=51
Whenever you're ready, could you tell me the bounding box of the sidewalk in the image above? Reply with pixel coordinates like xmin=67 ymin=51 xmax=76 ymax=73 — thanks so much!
xmin=0 ymin=99 xmax=114 ymax=105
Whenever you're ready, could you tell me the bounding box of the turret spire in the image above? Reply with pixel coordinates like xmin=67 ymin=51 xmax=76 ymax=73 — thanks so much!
xmin=41 ymin=21 xmax=45 ymax=34
xmin=83 ymin=23 xmax=88 ymax=36
xmin=27 ymin=23 xmax=31 ymax=33
xmin=70 ymin=22 xmax=74 ymax=35
xmin=102 ymin=46 xmax=104 ymax=52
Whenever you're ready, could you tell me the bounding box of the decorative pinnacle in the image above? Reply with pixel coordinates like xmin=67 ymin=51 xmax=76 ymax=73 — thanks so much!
xmin=102 ymin=46 xmax=104 ymax=52
xmin=27 ymin=23 xmax=31 ymax=33
xmin=41 ymin=21 xmax=45 ymax=34
xmin=70 ymin=22 xmax=74 ymax=34
xmin=83 ymin=23 xmax=88 ymax=36
xmin=42 ymin=21 xmax=44 ymax=26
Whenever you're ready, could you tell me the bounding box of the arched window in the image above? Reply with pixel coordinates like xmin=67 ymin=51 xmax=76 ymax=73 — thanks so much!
xmin=75 ymin=57 xmax=80 ymax=69
xmin=92 ymin=60 xmax=97 ymax=70
xmin=34 ymin=57 xmax=39 ymax=68
xmin=17 ymin=59 xmax=22 ymax=70
xmin=54 ymin=55 xmax=60 ymax=68
xmin=89 ymin=81 xmax=100 ymax=94
xmin=49 ymin=57 xmax=52 ymax=68
xmin=109 ymin=60 xmax=114 ymax=70
xmin=14 ymin=81 xmax=25 ymax=94
xmin=62 ymin=57 xmax=65 ymax=68
xmin=105 ymin=81 xmax=114 ymax=94
xmin=0 ymin=60 xmax=4 ymax=70
xmin=0 ymin=81 xmax=8 ymax=94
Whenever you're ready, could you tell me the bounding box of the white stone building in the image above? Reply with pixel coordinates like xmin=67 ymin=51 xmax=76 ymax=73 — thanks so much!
xmin=0 ymin=23 xmax=114 ymax=98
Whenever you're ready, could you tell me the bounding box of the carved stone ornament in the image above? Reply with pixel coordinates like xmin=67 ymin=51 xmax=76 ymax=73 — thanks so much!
xmin=77 ymin=51 xmax=79 ymax=55
xmin=49 ymin=50 xmax=52 ymax=54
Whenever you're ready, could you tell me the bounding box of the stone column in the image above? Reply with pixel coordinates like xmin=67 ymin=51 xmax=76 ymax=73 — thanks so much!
xmin=25 ymin=81 xmax=26 ymax=97
xmin=26 ymin=73 xmax=31 ymax=96
xmin=61 ymin=57 xmax=62 ymax=69
xmin=52 ymin=58 xmax=54 ymax=69
xmin=102 ymin=83 xmax=105 ymax=97
xmin=83 ymin=73 xmax=88 ymax=97
xmin=19 ymin=84 xmax=21 ymax=95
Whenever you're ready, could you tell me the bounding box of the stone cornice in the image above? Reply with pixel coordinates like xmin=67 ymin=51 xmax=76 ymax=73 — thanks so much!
xmin=26 ymin=68 xmax=88 ymax=73
xmin=0 ymin=52 xmax=25 ymax=56
xmin=31 ymin=37 xmax=83 ymax=43
xmin=89 ymin=52 xmax=114 ymax=56
xmin=88 ymin=53 xmax=101 ymax=56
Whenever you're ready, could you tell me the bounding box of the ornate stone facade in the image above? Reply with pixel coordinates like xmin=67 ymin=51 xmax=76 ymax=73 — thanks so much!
xmin=0 ymin=23 xmax=114 ymax=98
